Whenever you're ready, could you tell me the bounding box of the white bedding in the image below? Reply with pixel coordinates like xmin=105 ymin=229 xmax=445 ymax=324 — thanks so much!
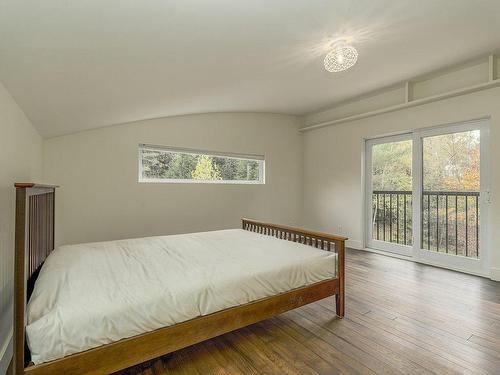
xmin=26 ymin=229 xmax=337 ymax=364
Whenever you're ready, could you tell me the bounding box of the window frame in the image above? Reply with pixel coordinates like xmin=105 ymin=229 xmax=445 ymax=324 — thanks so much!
xmin=138 ymin=144 xmax=265 ymax=184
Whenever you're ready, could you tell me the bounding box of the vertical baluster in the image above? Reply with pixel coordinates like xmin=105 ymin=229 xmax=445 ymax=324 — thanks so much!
xmin=427 ymin=194 xmax=431 ymax=250
xmin=30 ymin=195 xmax=33 ymax=275
xmin=436 ymin=194 xmax=439 ymax=252
xmin=455 ymin=195 xmax=458 ymax=255
xmin=465 ymin=195 xmax=468 ymax=257
xmin=376 ymin=193 xmax=380 ymax=240
xmin=476 ymin=194 xmax=479 ymax=258
xmin=383 ymin=194 xmax=386 ymax=242
xmin=29 ymin=196 xmax=32 ymax=275
xmin=445 ymin=194 xmax=448 ymax=253
xmin=389 ymin=194 xmax=392 ymax=242
xmin=420 ymin=193 xmax=424 ymax=250
xmin=396 ymin=193 xmax=400 ymax=244
xmin=34 ymin=195 xmax=37 ymax=273
xmin=403 ymin=194 xmax=407 ymax=245
xmin=35 ymin=195 xmax=38 ymax=273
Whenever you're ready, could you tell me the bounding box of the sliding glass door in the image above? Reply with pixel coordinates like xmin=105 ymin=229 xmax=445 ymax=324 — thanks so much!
xmin=366 ymin=134 xmax=413 ymax=256
xmin=366 ymin=120 xmax=490 ymax=275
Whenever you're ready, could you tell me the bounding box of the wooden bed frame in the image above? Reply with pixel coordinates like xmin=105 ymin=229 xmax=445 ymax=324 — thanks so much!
xmin=14 ymin=183 xmax=346 ymax=375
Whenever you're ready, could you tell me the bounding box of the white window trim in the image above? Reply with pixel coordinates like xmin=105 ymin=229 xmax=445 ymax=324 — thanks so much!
xmin=138 ymin=144 xmax=266 ymax=184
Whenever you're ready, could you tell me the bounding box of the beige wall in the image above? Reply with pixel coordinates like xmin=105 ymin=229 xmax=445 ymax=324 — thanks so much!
xmin=0 ymin=82 xmax=42 ymax=372
xmin=43 ymin=113 xmax=303 ymax=246
xmin=302 ymin=85 xmax=500 ymax=280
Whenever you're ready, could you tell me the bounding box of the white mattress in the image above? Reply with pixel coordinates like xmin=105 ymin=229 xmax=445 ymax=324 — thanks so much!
xmin=26 ymin=229 xmax=337 ymax=364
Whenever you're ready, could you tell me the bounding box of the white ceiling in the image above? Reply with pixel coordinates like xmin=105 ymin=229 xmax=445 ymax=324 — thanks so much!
xmin=1 ymin=0 xmax=500 ymax=138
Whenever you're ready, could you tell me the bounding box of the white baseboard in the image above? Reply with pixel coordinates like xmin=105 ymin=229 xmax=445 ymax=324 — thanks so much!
xmin=346 ymin=239 xmax=363 ymax=250
xmin=0 ymin=330 xmax=13 ymax=375
xmin=490 ymin=267 xmax=500 ymax=281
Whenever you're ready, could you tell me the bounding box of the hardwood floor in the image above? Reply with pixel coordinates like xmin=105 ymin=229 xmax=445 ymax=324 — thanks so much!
xmin=116 ymin=248 xmax=500 ymax=375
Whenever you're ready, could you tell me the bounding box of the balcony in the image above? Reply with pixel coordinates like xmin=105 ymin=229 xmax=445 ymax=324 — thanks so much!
xmin=372 ymin=190 xmax=480 ymax=258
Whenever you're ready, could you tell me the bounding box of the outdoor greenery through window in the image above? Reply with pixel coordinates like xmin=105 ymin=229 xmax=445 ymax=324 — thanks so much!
xmin=370 ymin=130 xmax=481 ymax=258
xmin=139 ymin=145 xmax=265 ymax=183
xmin=372 ymin=139 xmax=413 ymax=246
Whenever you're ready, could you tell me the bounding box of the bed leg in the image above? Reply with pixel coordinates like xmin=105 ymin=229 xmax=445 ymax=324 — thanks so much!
xmin=334 ymin=238 xmax=345 ymax=319
xmin=335 ymin=292 xmax=344 ymax=318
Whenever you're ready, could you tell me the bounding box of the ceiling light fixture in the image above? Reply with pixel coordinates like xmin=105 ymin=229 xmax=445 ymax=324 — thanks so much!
xmin=324 ymin=39 xmax=358 ymax=72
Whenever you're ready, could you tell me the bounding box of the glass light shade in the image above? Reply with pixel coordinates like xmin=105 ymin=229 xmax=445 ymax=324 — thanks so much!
xmin=324 ymin=43 xmax=358 ymax=72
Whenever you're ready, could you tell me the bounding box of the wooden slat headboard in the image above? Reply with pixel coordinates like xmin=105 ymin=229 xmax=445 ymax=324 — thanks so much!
xmin=14 ymin=183 xmax=58 ymax=372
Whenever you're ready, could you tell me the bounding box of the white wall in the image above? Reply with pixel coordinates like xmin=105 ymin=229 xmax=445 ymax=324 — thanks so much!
xmin=302 ymin=86 xmax=500 ymax=280
xmin=0 ymin=82 xmax=42 ymax=374
xmin=43 ymin=113 xmax=303 ymax=246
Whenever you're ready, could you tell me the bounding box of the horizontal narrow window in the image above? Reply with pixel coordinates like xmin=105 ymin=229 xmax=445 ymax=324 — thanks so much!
xmin=139 ymin=144 xmax=265 ymax=184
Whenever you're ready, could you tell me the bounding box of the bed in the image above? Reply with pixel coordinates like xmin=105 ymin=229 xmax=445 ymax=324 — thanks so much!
xmin=13 ymin=183 xmax=346 ymax=375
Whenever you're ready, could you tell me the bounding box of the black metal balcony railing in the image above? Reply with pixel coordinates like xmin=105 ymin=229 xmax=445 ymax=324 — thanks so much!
xmin=372 ymin=191 xmax=413 ymax=246
xmin=372 ymin=190 xmax=480 ymax=258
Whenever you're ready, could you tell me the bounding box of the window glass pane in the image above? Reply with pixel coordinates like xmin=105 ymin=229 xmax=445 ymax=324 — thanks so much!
xmin=371 ymin=139 xmax=413 ymax=246
xmin=372 ymin=140 xmax=412 ymax=191
xmin=139 ymin=146 xmax=264 ymax=183
xmin=422 ymin=130 xmax=480 ymax=257
xmin=423 ymin=130 xmax=480 ymax=191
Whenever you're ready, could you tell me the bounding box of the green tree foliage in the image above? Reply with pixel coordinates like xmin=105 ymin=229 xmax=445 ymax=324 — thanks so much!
xmin=165 ymin=154 xmax=197 ymax=179
xmin=423 ymin=131 xmax=480 ymax=191
xmin=191 ymin=155 xmax=222 ymax=180
xmin=372 ymin=130 xmax=480 ymax=192
xmin=141 ymin=150 xmax=197 ymax=179
xmin=141 ymin=149 xmax=260 ymax=181
xmin=372 ymin=140 xmax=412 ymax=191
xmin=213 ymin=157 xmax=259 ymax=181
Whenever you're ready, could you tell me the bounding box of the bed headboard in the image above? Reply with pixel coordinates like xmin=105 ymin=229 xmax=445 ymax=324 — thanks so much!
xmin=14 ymin=183 xmax=58 ymax=372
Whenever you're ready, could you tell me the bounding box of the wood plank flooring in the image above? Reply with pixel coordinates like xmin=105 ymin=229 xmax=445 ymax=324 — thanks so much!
xmin=116 ymin=248 xmax=500 ymax=375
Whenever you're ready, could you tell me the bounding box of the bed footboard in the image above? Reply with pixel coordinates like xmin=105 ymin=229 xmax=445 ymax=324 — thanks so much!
xmin=242 ymin=218 xmax=347 ymax=317
xmin=13 ymin=187 xmax=347 ymax=375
